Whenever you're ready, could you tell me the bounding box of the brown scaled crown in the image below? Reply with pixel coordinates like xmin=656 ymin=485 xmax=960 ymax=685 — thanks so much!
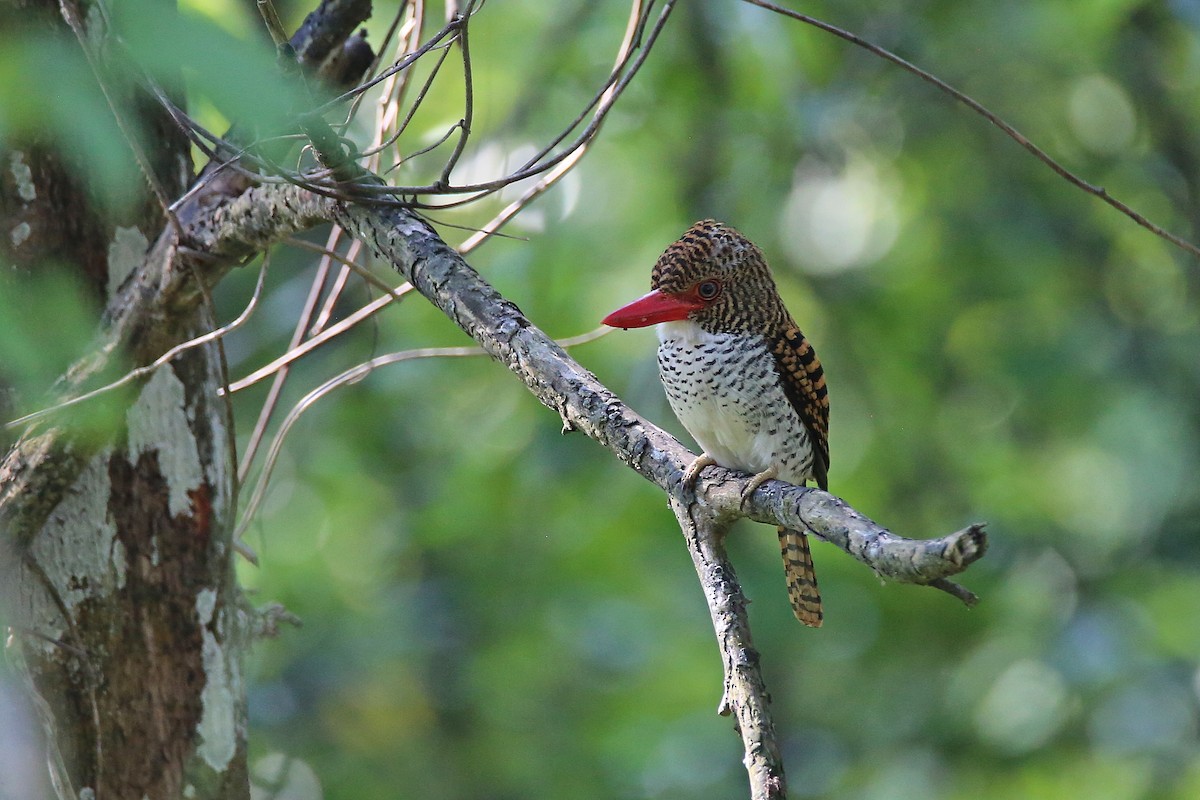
xmin=650 ymin=219 xmax=790 ymax=334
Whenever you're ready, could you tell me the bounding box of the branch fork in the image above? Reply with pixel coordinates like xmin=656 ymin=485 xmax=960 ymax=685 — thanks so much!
xmin=2 ymin=175 xmax=990 ymax=800
xmin=626 ymin=441 xmax=987 ymax=800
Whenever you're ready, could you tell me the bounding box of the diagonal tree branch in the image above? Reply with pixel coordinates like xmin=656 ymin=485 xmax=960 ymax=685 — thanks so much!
xmin=1 ymin=160 xmax=988 ymax=796
xmin=0 ymin=0 xmax=377 ymax=547
xmin=323 ymin=188 xmax=986 ymax=575
xmin=0 ymin=183 xmax=330 ymax=548
xmin=4 ymin=168 xmax=988 ymax=796
xmin=327 ymin=190 xmax=986 ymax=797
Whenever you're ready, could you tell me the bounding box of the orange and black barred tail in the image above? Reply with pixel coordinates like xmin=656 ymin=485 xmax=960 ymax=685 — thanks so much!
xmin=778 ymin=526 xmax=823 ymax=627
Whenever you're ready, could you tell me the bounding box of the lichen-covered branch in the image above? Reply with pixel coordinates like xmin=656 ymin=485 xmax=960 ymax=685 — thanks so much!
xmin=0 ymin=184 xmax=332 ymax=549
xmin=326 ymin=192 xmax=987 ymax=585
xmin=694 ymin=467 xmax=988 ymax=602
xmin=322 ymin=189 xmax=987 ymax=794
xmin=672 ymin=498 xmax=786 ymax=800
xmin=167 ymin=181 xmax=985 ymax=797
xmin=4 ymin=170 xmax=988 ymax=798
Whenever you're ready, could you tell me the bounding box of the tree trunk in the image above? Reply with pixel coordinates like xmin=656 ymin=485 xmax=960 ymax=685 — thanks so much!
xmin=13 ymin=329 xmax=245 ymax=798
xmin=0 ymin=3 xmax=990 ymax=797
xmin=1 ymin=2 xmax=247 ymax=797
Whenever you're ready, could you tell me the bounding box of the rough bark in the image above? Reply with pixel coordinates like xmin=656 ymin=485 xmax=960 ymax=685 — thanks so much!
xmin=1 ymin=3 xmax=987 ymax=797
xmin=1 ymin=187 xmax=274 ymax=792
xmin=12 ymin=336 xmax=244 ymax=798
xmin=2 ymin=78 xmax=245 ymax=800
xmin=672 ymin=498 xmax=788 ymax=800
xmin=219 ymin=183 xmax=987 ymax=797
xmin=0 ymin=1 xmax=372 ymax=797
xmin=3 ymin=166 xmax=986 ymax=798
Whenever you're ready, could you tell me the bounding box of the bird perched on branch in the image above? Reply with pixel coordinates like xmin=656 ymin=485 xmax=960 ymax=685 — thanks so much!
xmin=602 ymin=220 xmax=830 ymax=627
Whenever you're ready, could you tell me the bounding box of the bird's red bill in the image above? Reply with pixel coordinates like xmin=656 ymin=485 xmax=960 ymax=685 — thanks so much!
xmin=602 ymin=289 xmax=701 ymax=329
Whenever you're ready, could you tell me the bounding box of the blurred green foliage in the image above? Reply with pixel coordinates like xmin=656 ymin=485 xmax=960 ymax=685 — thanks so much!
xmin=5 ymin=0 xmax=1200 ymax=798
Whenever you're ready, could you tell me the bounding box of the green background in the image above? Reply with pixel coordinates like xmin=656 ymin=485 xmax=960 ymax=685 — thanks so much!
xmin=3 ymin=1 xmax=1199 ymax=798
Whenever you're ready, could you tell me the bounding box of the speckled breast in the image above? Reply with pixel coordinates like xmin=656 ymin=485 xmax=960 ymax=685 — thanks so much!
xmin=656 ymin=321 xmax=815 ymax=485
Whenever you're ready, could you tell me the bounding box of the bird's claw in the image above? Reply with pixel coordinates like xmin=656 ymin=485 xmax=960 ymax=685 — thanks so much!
xmin=740 ymin=466 xmax=778 ymax=509
xmin=682 ymin=453 xmax=718 ymax=491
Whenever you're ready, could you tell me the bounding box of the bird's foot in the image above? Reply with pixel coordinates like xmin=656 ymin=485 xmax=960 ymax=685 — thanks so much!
xmin=682 ymin=453 xmax=718 ymax=491
xmin=740 ymin=466 xmax=778 ymax=509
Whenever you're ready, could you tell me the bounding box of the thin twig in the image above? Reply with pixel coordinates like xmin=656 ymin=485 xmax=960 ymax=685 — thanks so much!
xmin=356 ymin=1 xmax=426 ymax=160
xmin=256 ymin=0 xmax=291 ymax=47
xmin=239 ymin=238 xmax=334 ymax=485
xmin=4 ymin=257 xmax=271 ymax=430
xmin=232 ymin=323 xmax=610 ymax=537
xmin=458 ymin=0 xmax=647 ymax=252
xmin=234 ymin=345 xmax=483 ymax=540
xmin=372 ymin=0 xmax=427 ymax=167
xmin=385 ymin=120 xmax=458 ymax=174
xmin=348 ymin=0 xmax=675 ymax=201
xmin=238 ymin=229 xmax=401 ymax=483
xmin=438 ymin=1 xmax=476 ymax=185
xmin=310 ymin=238 xmax=365 ymax=334
xmin=742 ymin=0 xmax=1200 ymax=261
xmin=224 ymin=287 xmax=412 ymax=396
xmin=309 ymin=17 xmax=464 ymax=115
xmin=339 ymin=0 xmax=420 ymax=136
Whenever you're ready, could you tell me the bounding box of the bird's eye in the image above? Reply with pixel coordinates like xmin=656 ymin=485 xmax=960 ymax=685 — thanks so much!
xmin=696 ymin=280 xmax=721 ymax=301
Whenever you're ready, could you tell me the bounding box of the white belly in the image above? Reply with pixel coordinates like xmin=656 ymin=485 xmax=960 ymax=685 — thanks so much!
xmin=657 ymin=320 xmax=815 ymax=484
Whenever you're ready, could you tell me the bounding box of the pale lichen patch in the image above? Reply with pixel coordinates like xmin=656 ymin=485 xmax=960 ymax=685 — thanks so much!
xmin=9 ymin=151 xmax=35 ymax=202
xmin=10 ymin=222 xmax=31 ymax=248
xmin=23 ymin=450 xmax=121 ymax=642
xmin=106 ymin=226 xmax=149 ymax=300
xmin=196 ymin=587 xmax=217 ymax=624
xmin=126 ymin=367 xmax=204 ymax=519
xmin=195 ymin=588 xmax=237 ymax=771
xmin=111 ymin=537 xmax=127 ymax=590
